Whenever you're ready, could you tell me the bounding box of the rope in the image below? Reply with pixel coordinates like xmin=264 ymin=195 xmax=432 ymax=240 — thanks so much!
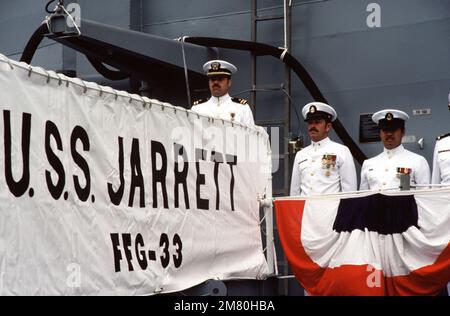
xmin=180 ymin=36 xmax=192 ymax=108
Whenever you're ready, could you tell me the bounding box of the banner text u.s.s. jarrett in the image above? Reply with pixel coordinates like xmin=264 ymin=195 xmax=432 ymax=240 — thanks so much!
xmin=0 ymin=56 xmax=271 ymax=295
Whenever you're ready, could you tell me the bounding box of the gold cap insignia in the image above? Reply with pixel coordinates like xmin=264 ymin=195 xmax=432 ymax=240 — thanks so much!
xmin=309 ymin=105 xmax=316 ymax=114
xmin=211 ymin=62 xmax=220 ymax=71
xmin=385 ymin=112 xmax=393 ymax=121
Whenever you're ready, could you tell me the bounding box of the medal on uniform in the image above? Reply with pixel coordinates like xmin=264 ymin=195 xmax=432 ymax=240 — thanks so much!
xmin=396 ymin=167 xmax=412 ymax=178
xmin=230 ymin=112 xmax=235 ymax=121
xmin=322 ymin=154 xmax=337 ymax=176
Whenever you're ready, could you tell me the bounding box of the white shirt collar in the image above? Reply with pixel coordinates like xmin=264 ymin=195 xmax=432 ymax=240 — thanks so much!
xmin=210 ymin=93 xmax=231 ymax=105
xmin=384 ymin=144 xmax=405 ymax=156
xmin=311 ymin=137 xmax=331 ymax=147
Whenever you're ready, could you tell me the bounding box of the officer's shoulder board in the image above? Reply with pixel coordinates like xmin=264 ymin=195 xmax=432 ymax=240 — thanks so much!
xmin=231 ymin=97 xmax=248 ymax=105
xmin=436 ymin=132 xmax=450 ymax=141
xmin=192 ymin=98 xmax=208 ymax=106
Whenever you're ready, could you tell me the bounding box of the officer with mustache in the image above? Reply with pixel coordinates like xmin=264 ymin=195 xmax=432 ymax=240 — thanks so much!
xmin=360 ymin=109 xmax=430 ymax=190
xmin=191 ymin=60 xmax=254 ymax=126
xmin=290 ymin=102 xmax=357 ymax=196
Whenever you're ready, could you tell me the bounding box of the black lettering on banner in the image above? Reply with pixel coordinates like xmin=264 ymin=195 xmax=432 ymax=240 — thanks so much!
xmin=173 ymin=143 xmax=189 ymax=209
xmin=110 ymin=233 xmax=122 ymax=273
xmin=135 ymin=233 xmax=148 ymax=270
xmin=159 ymin=233 xmax=170 ymax=268
xmin=70 ymin=126 xmax=91 ymax=202
xmin=172 ymin=233 xmax=183 ymax=268
xmin=3 ymin=111 xmax=31 ymax=197
xmin=129 ymin=138 xmax=145 ymax=208
xmin=122 ymin=233 xmax=134 ymax=271
xmin=45 ymin=120 xmax=65 ymax=200
xmin=107 ymin=137 xmax=125 ymax=206
xmin=226 ymin=154 xmax=237 ymax=211
xmin=151 ymin=141 xmax=168 ymax=209
xmin=110 ymin=233 xmax=183 ymax=272
xmin=210 ymin=151 xmax=224 ymax=210
xmin=195 ymin=148 xmax=209 ymax=210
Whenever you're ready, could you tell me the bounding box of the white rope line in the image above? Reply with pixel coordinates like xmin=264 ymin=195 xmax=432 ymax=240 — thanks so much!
xmin=275 ymin=185 xmax=450 ymax=201
xmin=55 ymin=72 xmax=64 ymax=86
xmin=259 ymin=205 xmax=271 ymax=225
xmin=98 ymin=85 xmax=104 ymax=97
xmin=261 ymin=235 xmax=275 ymax=255
xmin=80 ymin=79 xmax=88 ymax=94
xmin=180 ymin=36 xmax=192 ymax=108
xmin=45 ymin=70 xmax=51 ymax=84
xmin=44 ymin=15 xmax=51 ymax=37
xmin=60 ymin=4 xmax=81 ymax=37
xmin=138 ymin=95 xmax=146 ymax=107
xmin=279 ymin=48 xmax=288 ymax=61
xmin=0 ymin=54 xmax=14 ymax=70
xmin=43 ymin=4 xmax=81 ymax=41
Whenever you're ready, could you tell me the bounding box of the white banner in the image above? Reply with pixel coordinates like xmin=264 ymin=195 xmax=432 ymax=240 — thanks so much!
xmin=0 ymin=55 xmax=271 ymax=295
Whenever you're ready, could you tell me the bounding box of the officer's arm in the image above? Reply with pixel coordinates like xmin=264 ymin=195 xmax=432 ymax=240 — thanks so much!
xmin=339 ymin=147 xmax=357 ymax=192
xmin=431 ymin=142 xmax=441 ymax=184
xmin=243 ymin=105 xmax=255 ymax=126
xmin=290 ymin=154 xmax=302 ymax=196
xmin=416 ymin=156 xmax=431 ymax=185
xmin=359 ymin=161 xmax=369 ymax=190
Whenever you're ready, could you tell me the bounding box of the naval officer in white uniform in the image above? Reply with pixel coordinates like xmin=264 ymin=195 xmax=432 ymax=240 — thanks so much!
xmin=290 ymin=102 xmax=357 ymax=196
xmin=191 ymin=60 xmax=255 ymax=126
xmin=432 ymin=132 xmax=450 ymax=185
xmin=431 ymin=94 xmax=450 ymax=185
xmin=360 ymin=109 xmax=430 ymax=191
xmin=431 ymin=95 xmax=450 ymax=297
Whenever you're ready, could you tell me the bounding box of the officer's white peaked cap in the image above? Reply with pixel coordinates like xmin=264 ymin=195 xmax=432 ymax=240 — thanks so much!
xmin=301 ymin=102 xmax=337 ymax=122
xmin=372 ymin=109 xmax=409 ymax=124
xmin=203 ymin=60 xmax=237 ymax=77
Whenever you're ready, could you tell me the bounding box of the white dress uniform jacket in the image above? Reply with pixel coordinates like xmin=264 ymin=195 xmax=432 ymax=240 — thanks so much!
xmin=290 ymin=137 xmax=357 ymax=196
xmin=191 ymin=93 xmax=255 ymax=126
xmin=360 ymin=145 xmax=430 ymax=190
xmin=431 ymin=134 xmax=450 ymax=184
